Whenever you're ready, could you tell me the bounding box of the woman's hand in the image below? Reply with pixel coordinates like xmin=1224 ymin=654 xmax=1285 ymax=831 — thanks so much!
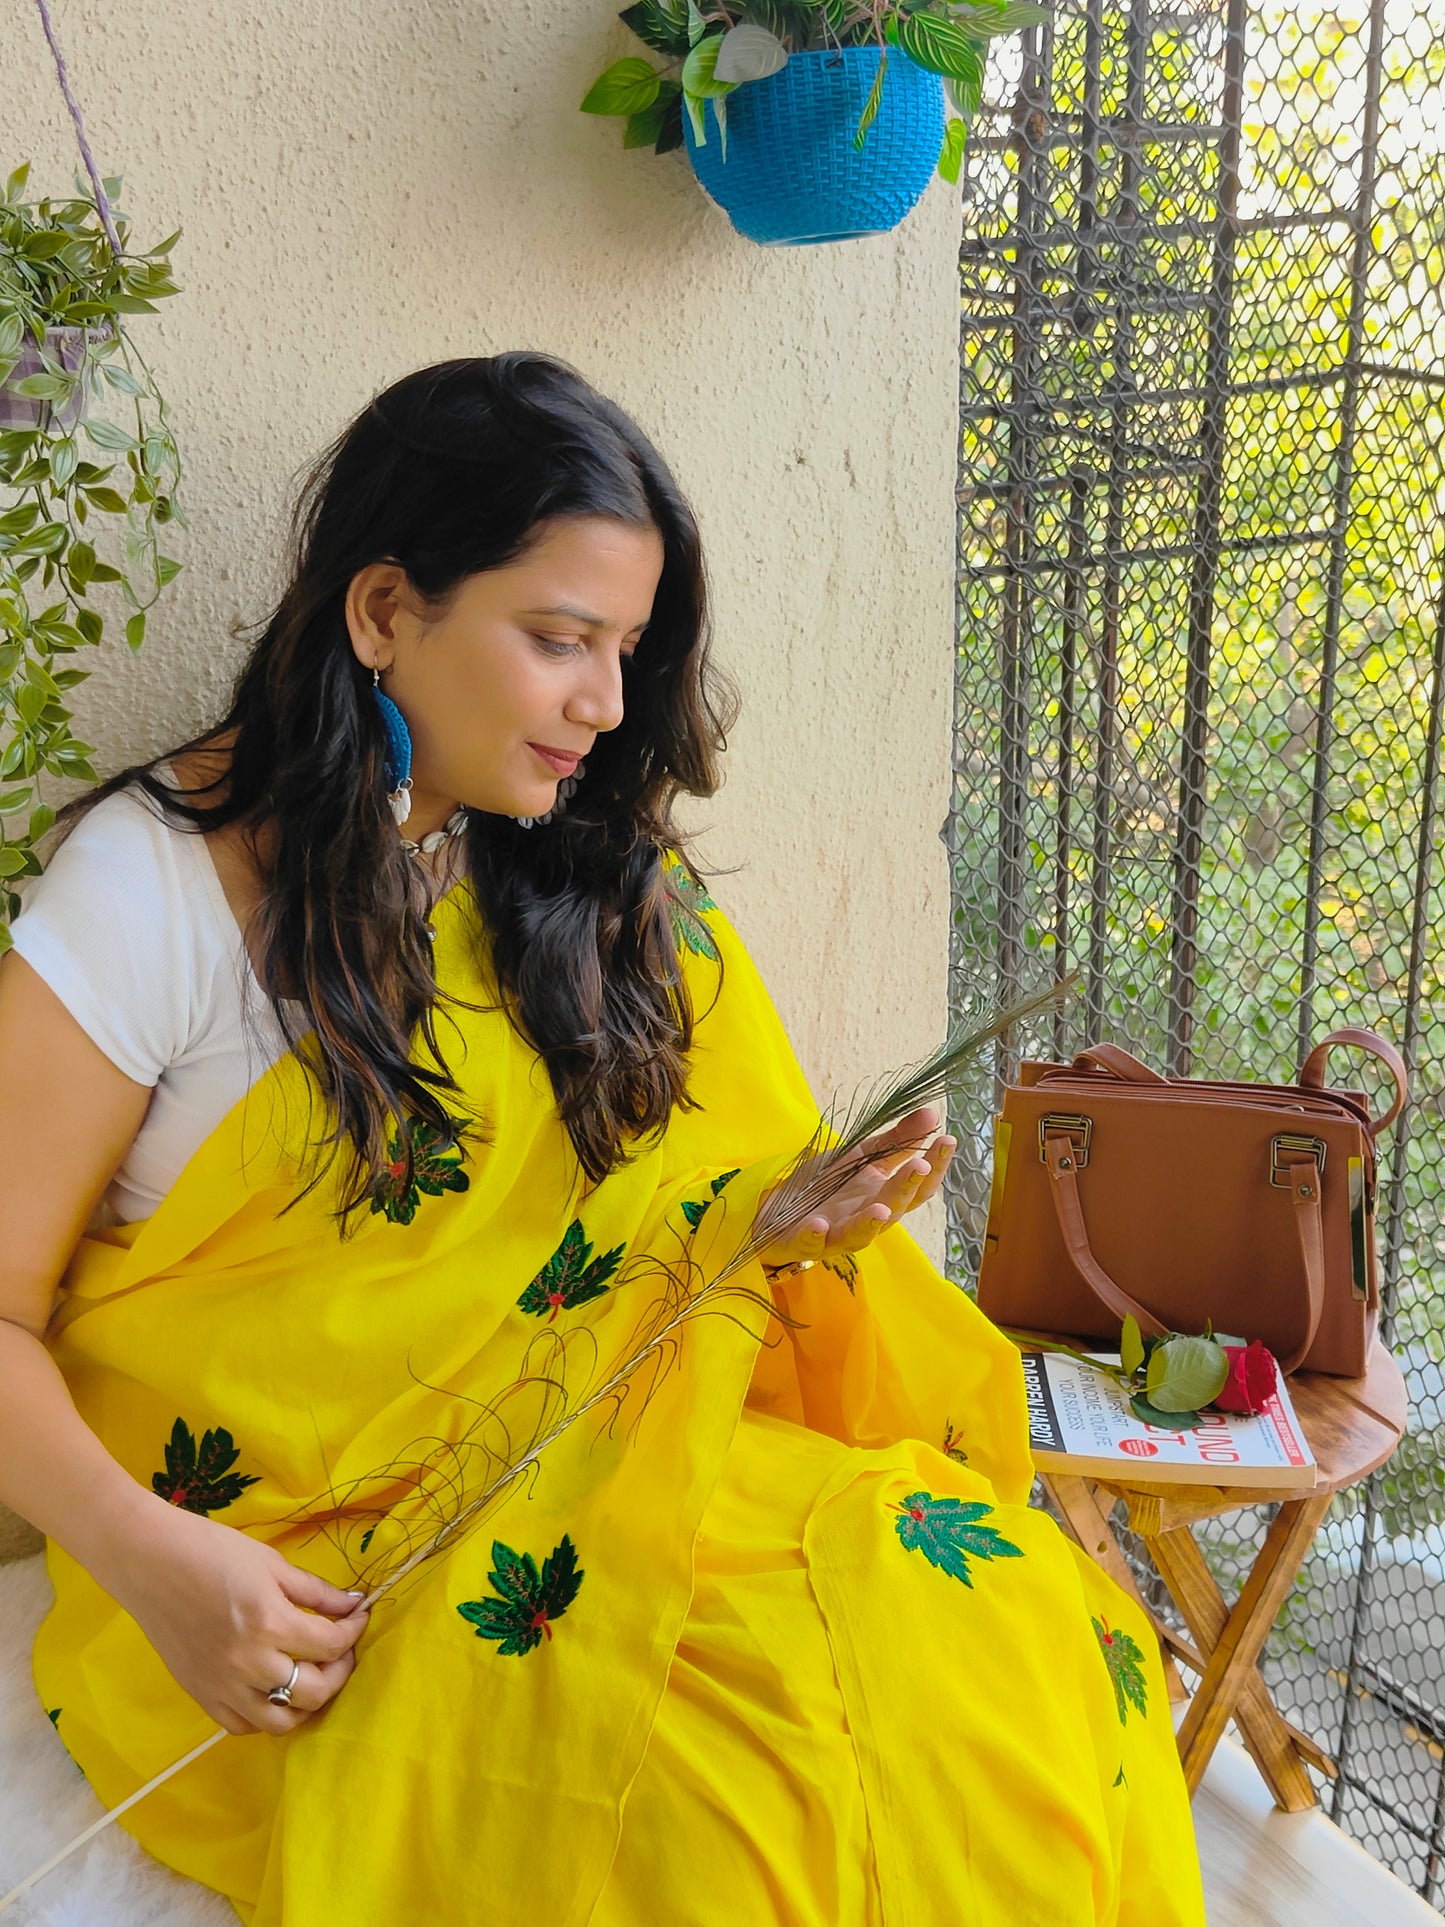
xmin=102 ymin=1493 xmax=370 ymax=1737
xmin=754 ymin=1104 xmax=956 ymax=1272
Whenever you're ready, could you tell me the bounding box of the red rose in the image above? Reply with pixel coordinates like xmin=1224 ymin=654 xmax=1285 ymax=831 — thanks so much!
xmin=1213 ymin=1339 xmax=1279 ymax=1414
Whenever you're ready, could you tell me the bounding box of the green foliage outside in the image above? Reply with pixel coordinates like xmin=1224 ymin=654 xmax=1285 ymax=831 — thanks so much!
xmin=946 ymin=2 xmax=1445 ymax=1534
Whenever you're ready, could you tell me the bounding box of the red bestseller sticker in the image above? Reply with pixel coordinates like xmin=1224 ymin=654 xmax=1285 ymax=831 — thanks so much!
xmin=1119 ymin=1437 xmax=1159 ymax=1457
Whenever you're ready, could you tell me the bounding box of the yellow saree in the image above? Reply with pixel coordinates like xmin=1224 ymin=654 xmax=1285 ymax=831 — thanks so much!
xmin=34 ymin=867 xmax=1205 ymax=1926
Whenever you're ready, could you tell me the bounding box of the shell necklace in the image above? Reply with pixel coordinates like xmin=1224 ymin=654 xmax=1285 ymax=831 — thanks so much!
xmin=400 ymin=805 xmax=469 ymax=940
xmin=399 ymin=805 xmax=469 ymax=858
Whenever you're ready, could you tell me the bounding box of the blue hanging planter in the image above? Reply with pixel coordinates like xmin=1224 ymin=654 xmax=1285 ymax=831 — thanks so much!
xmin=683 ymin=47 xmax=946 ymax=247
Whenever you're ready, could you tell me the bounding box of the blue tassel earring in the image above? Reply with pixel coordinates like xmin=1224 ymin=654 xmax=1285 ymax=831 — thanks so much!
xmin=372 ymin=665 xmax=413 ymax=826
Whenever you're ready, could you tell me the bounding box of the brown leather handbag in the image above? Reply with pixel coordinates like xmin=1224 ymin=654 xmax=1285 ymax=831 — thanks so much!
xmin=974 ymin=1029 xmax=1408 ymax=1377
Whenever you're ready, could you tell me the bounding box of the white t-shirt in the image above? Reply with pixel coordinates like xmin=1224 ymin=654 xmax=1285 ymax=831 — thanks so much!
xmin=10 ymin=768 xmax=297 ymax=1225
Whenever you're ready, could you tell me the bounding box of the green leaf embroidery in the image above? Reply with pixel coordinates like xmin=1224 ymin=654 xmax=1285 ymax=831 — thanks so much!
xmin=45 ymin=1705 xmax=80 ymax=1772
xmin=664 ymin=855 xmax=720 ymax=960
xmin=457 ymin=1536 xmax=584 ymax=1656
xmin=680 ymin=1168 xmax=743 ymax=1234
xmin=892 ymin=1490 xmax=1023 ymax=1588
xmin=942 ymin=1420 xmax=969 ymax=1465
xmin=369 ymin=1114 xmax=471 ymax=1225
xmin=359 ymin=1526 xmax=375 ymax=1553
xmin=517 ymin=1221 xmax=627 ymax=1319
xmin=1094 ymin=1615 xmax=1150 ymax=1725
xmin=151 ymin=1417 xmax=259 ymax=1515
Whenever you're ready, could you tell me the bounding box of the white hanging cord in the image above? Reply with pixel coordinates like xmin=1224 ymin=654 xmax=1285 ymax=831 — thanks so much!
xmin=31 ymin=0 xmax=124 ymax=258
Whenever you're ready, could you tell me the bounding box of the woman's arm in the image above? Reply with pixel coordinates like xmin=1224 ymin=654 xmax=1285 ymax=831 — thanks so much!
xmin=0 ymin=951 xmax=368 ymax=1735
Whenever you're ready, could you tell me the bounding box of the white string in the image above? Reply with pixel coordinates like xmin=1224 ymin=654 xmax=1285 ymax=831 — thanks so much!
xmin=31 ymin=0 xmax=123 ymax=257
xmin=0 ymin=1730 xmax=225 ymax=1914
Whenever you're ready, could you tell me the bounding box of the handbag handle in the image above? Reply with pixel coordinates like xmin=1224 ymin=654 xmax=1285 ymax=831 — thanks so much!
xmin=1071 ymin=1044 xmax=1170 ymax=1084
xmin=1041 ymin=1129 xmax=1326 ymax=1376
xmin=1299 ymin=1027 xmax=1408 ymax=1140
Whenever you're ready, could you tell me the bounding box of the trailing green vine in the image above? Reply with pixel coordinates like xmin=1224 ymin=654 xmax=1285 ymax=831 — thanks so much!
xmin=0 ymin=162 xmax=183 ymax=948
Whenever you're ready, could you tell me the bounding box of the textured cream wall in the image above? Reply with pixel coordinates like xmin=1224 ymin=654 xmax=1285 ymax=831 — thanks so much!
xmin=5 ymin=0 xmax=962 ymax=1257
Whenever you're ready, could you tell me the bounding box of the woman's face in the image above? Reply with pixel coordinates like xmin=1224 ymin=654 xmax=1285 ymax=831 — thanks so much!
xmin=346 ymin=516 xmax=666 ymax=834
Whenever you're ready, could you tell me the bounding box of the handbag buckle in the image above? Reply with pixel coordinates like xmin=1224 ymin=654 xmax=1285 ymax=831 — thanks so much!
xmin=1039 ymin=1113 xmax=1092 ymax=1167
xmin=1271 ymin=1133 xmax=1327 ymax=1187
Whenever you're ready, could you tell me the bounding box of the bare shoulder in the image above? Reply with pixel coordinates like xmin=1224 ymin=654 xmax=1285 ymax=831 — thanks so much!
xmin=0 ymin=948 xmax=152 ymax=1330
xmin=165 ymin=728 xmax=236 ymax=804
xmin=164 ymin=732 xmax=275 ymax=977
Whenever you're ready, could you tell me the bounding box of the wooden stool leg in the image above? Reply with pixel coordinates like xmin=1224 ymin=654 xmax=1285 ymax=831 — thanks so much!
xmin=1173 ymin=1494 xmax=1331 ymax=1796
xmin=1147 ymin=1522 xmax=1319 ymax=1810
xmin=1042 ymin=1472 xmax=1190 ymax=1704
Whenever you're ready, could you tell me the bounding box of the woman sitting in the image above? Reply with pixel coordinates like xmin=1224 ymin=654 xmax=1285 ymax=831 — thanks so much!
xmin=0 ymin=352 xmax=1204 ymax=1925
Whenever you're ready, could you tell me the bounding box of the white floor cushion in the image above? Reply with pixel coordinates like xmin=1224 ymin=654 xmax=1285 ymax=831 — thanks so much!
xmin=0 ymin=1555 xmax=236 ymax=1925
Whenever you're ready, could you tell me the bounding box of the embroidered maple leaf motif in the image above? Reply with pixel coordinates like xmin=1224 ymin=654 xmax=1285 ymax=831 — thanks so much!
xmin=680 ymin=1167 xmax=742 ymax=1231
xmin=891 ymin=1491 xmax=1023 ymax=1587
xmin=46 ymin=1706 xmax=79 ymax=1772
xmin=151 ymin=1418 xmax=259 ymax=1515
xmin=370 ymin=1115 xmax=471 ymax=1226
xmin=1093 ymin=1615 xmax=1149 ymax=1725
xmin=664 ymin=858 xmax=720 ymax=961
xmin=457 ymin=1536 xmax=584 ymax=1656
xmin=517 ymin=1220 xmax=626 ymax=1319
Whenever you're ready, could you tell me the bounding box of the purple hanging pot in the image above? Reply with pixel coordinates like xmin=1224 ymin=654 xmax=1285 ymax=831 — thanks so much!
xmin=0 ymin=324 xmax=93 ymax=435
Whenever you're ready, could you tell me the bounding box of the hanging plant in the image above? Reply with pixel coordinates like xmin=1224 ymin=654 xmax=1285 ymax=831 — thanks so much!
xmin=581 ymin=0 xmax=1047 ymax=244
xmin=0 ymin=161 xmax=183 ymax=949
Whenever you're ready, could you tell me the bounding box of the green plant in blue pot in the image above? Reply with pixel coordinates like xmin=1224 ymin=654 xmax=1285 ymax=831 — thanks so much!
xmin=581 ymin=0 xmax=1046 ymax=245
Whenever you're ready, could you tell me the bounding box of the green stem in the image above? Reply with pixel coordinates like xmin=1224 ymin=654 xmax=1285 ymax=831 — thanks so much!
xmin=997 ymin=1327 xmax=1132 ymax=1386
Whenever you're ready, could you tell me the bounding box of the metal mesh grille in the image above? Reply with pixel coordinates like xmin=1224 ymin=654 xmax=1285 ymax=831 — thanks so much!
xmin=944 ymin=0 xmax=1445 ymax=1891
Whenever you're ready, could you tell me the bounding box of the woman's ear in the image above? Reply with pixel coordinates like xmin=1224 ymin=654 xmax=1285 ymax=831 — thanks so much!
xmin=344 ymin=562 xmax=412 ymax=668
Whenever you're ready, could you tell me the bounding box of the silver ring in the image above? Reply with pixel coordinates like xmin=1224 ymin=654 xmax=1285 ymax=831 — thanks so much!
xmin=266 ymin=1658 xmax=302 ymax=1707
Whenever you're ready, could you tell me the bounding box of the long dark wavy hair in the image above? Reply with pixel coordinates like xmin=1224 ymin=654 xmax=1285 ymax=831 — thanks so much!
xmin=48 ymin=353 xmax=739 ymax=1228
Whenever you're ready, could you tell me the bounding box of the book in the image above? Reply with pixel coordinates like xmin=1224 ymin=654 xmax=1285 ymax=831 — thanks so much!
xmin=1019 ymin=1347 xmax=1318 ymax=1489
